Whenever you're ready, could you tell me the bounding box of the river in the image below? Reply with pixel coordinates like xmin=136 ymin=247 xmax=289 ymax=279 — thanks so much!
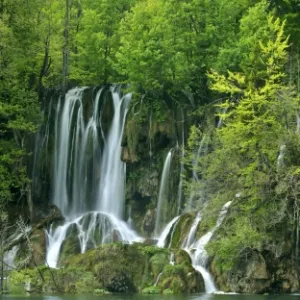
xmin=1 ymin=294 xmax=300 ymax=300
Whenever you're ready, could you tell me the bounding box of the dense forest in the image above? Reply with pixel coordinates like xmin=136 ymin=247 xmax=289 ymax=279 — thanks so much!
xmin=1 ymin=0 xmax=300 ymax=295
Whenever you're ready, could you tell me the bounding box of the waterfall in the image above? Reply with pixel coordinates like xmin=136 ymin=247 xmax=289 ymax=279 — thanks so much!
xmin=169 ymin=252 xmax=175 ymax=265
xmin=154 ymin=150 xmax=173 ymax=236
xmin=46 ymin=86 xmax=142 ymax=268
xmin=154 ymin=272 xmax=163 ymax=286
xmin=52 ymin=87 xmax=97 ymax=216
xmin=184 ymin=201 xmax=232 ymax=293
xmin=156 ymin=216 xmax=180 ymax=247
xmin=3 ymin=246 xmax=19 ymax=271
xmin=192 ymin=135 xmax=206 ymax=182
xmin=97 ymin=88 xmax=130 ymax=217
xmin=187 ymin=135 xmax=208 ymax=211
xmin=182 ymin=212 xmax=202 ymax=249
xmin=127 ymin=205 xmax=133 ymax=228
xmin=277 ymin=144 xmax=286 ymax=171
xmin=217 ymin=106 xmax=229 ymax=129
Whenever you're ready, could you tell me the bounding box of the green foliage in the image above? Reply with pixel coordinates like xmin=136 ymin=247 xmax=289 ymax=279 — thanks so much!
xmin=9 ymin=266 xmax=98 ymax=294
xmin=207 ymin=217 xmax=262 ymax=271
xmin=185 ymin=10 xmax=300 ymax=272
xmin=72 ymin=0 xmax=135 ymax=84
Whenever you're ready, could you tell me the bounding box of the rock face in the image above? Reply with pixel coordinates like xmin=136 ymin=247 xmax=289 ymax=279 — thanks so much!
xmin=142 ymin=209 xmax=156 ymax=235
xmin=211 ymin=248 xmax=299 ymax=294
xmin=122 ymin=103 xmax=186 ymax=237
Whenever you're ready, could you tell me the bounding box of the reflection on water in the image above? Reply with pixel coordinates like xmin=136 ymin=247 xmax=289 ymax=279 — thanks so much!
xmin=1 ymin=294 xmax=300 ymax=300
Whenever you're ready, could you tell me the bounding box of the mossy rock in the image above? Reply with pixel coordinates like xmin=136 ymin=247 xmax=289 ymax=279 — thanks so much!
xmin=169 ymin=213 xmax=196 ymax=248
xmin=65 ymin=243 xmax=168 ymax=292
xmin=10 ymin=243 xmax=204 ymax=295
xmin=141 ymin=286 xmax=161 ymax=294
xmin=149 ymin=251 xmax=170 ymax=278
xmin=58 ymin=224 xmax=81 ymax=266
xmin=155 ymin=250 xmax=205 ymax=294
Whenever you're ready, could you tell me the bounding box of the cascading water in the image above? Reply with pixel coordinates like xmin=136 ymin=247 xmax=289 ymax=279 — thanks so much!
xmin=184 ymin=201 xmax=232 ymax=293
xmin=217 ymin=106 xmax=229 ymax=129
xmin=182 ymin=212 xmax=202 ymax=249
xmin=156 ymin=216 xmax=180 ymax=248
xmin=97 ymin=89 xmax=130 ymax=216
xmin=277 ymin=144 xmax=286 ymax=171
xmin=155 ymin=202 xmax=231 ymax=293
xmin=154 ymin=150 xmax=173 ymax=236
xmin=3 ymin=246 xmax=19 ymax=271
xmin=187 ymin=135 xmax=208 ymax=211
xmin=46 ymin=86 xmax=142 ymax=268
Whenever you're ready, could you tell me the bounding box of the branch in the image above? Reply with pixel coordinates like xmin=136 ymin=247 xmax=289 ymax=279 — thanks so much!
xmin=3 ymin=207 xmax=63 ymax=253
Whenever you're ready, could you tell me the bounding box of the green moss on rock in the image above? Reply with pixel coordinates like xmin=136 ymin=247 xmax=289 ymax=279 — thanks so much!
xmin=9 ymin=243 xmax=204 ymax=295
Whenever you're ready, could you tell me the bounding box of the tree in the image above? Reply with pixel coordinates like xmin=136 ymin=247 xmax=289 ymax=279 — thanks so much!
xmin=196 ymin=9 xmax=299 ymax=267
xmin=70 ymin=0 xmax=135 ymax=84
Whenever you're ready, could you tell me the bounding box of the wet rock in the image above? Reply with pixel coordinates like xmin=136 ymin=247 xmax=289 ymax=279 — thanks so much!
xmin=211 ymin=248 xmax=299 ymax=294
xmin=142 ymin=209 xmax=156 ymax=235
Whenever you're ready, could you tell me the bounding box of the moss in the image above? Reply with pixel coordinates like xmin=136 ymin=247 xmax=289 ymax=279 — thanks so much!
xmin=10 ymin=243 xmax=203 ymax=295
xmin=162 ymin=288 xmax=174 ymax=294
xmin=58 ymin=224 xmax=81 ymax=266
xmin=169 ymin=213 xmax=195 ymax=248
xmin=125 ymin=119 xmax=140 ymax=162
xmin=149 ymin=252 xmax=169 ymax=278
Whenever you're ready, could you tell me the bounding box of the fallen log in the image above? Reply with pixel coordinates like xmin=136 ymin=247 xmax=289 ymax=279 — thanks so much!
xmin=3 ymin=206 xmax=64 ymax=253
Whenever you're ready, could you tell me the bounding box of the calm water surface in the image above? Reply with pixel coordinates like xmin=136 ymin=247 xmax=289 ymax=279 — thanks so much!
xmin=1 ymin=294 xmax=300 ymax=300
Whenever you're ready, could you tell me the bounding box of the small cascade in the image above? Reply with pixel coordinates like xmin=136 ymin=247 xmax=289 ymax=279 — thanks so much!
xmin=192 ymin=136 xmax=207 ymax=182
xmin=277 ymin=144 xmax=286 ymax=171
xmin=46 ymin=86 xmax=142 ymax=268
xmin=169 ymin=252 xmax=175 ymax=265
xmin=46 ymin=212 xmax=143 ymax=268
xmin=184 ymin=201 xmax=232 ymax=293
xmin=217 ymin=106 xmax=229 ymax=129
xmin=156 ymin=216 xmax=180 ymax=248
xmin=182 ymin=212 xmax=202 ymax=249
xmin=154 ymin=272 xmax=163 ymax=286
xmin=154 ymin=150 xmax=173 ymax=236
xmin=3 ymin=245 xmax=19 ymax=271
xmin=187 ymin=135 xmax=208 ymax=211
xmin=127 ymin=205 xmax=134 ymax=229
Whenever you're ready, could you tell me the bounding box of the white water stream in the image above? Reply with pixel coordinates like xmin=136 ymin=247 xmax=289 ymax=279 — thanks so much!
xmin=156 ymin=216 xmax=180 ymax=248
xmin=185 ymin=201 xmax=232 ymax=293
xmin=154 ymin=150 xmax=173 ymax=236
xmin=155 ymin=202 xmax=232 ymax=294
xmin=46 ymin=86 xmax=142 ymax=268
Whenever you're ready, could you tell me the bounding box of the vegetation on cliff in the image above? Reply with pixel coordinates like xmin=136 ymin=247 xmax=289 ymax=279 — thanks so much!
xmin=1 ymin=0 xmax=300 ymax=294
